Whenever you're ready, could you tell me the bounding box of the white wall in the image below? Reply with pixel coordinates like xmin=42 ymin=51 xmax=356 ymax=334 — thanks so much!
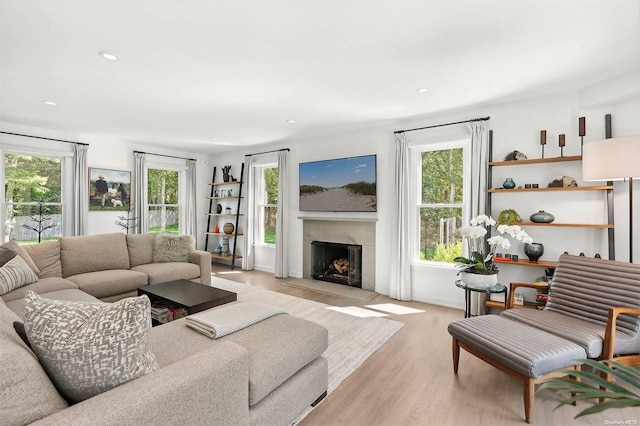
xmin=213 ymin=70 xmax=640 ymax=310
xmin=0 ymin=123 xmax=211 ymax=250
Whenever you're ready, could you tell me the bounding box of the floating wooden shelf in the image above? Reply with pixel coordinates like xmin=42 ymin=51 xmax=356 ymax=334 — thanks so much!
xmin=210 ymin=253 xmax=243 ymax=261
xmin=488 ymin=185 xmax=612 ymax=193
xmin=494 ymin=258 xmax=558 ymax=268
xmin=205 ymin=213 xmax=244 ymax=217
xmin=205 ymin=232 xmax=244 ymax=237
xmin=516 ymin=222 xmax=614 ymax=229
xmin=208 ymin=181 xmax=242 ymax=186
xmin=207 ymin=196 xmax=244 ymax=200
xmin=489 ymin=155 xmax=582 ymax=167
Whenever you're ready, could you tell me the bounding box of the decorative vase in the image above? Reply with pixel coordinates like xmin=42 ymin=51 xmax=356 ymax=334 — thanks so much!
xmin=214 ymin=224 xmax=220 ymax=233
xmin=459 ymin=272 xmax=498 ymax=289
xmin=524 ymin=243 xmax=544 ymax=262
xmin=223 ymin=223 xmax=235 ymax=235
xmin=503 ymin=178 xmax=516 ymax=189
xmin=530 ymin=210 xmax=554 ymax=223
xmin=221 ymin=237 xmax=230 ymax=256
xmin=216 ymin=203 xmax=222 ymax=214
xmin=223 ymin=174 xmax=230 ymax=182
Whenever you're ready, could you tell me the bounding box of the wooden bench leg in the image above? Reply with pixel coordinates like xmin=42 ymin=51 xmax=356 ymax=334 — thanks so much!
xmin=523 ymin=378 xmax=534 ymax=423
xmin=452 ymin=337 xmax=460 ymax=374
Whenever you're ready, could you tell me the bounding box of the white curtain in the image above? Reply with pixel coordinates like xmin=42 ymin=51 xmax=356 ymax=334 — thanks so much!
xmin=389 ymin=132 xmax=412 ymax=300
xmin=468 ymin=121 xmax=489 ymax=221
xmin=72 ymin=144 xmax=89 ymax=236
xmin=275 ymin=150 xmax=289 ymax=278
xmin=133 ymin=152 xmax=148 ymax=234
xmin=242 ymin=156 xmax=255 ymax=270
xmin=468 ymin=121 xmax=489 ymax=314
xmin=184 ymin=159 xmax=197 ymax=236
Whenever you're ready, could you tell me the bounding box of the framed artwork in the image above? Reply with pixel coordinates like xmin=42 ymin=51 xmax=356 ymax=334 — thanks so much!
xmin=89 ymin=168 xmax=131 ymax=211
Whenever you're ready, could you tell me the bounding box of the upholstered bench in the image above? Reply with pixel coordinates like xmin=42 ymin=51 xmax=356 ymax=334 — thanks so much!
xmin=448 ymin=315 xmax=586 ymax=423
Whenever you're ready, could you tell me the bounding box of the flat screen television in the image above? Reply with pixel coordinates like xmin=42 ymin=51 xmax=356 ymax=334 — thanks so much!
xmin=299 ymin=154 xmax=377 ymax=212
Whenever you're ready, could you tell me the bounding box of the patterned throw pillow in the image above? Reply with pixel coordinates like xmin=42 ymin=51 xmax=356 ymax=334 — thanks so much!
xmin=23 ymin=291 xmax=158 ymax=403
xmin=0 ymin=255 xmax=39 ymax=295
xmin=153 ymin=233 xmax=195 ymax=263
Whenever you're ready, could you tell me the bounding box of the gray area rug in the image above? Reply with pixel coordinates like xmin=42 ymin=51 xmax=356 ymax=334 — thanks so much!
xmin=282 ymin=277 xmax=377 ymax=302
xmin=211 ymin=276 xmax=403 ymax=394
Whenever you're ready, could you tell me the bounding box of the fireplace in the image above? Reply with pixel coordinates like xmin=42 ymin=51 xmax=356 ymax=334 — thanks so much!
xmin=311 ymin=241 xmax=362 ymax=288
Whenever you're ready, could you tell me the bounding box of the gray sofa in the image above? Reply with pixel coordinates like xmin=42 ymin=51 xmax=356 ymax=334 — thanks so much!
xmin=1 ymin=233 xmax=329 ymax=425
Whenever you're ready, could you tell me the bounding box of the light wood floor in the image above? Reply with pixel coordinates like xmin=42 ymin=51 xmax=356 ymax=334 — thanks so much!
xmin=212 ymin=265 xmax=640 ymax=426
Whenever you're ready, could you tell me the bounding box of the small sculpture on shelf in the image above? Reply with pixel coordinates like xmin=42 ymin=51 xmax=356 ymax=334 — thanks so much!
xmin=547 ymin=176 xmax=577 ymax=188
xmin=504 ymin=150 xmax=528 ymax=161
xmin=530 ymin=210 xmax=554 ymax=223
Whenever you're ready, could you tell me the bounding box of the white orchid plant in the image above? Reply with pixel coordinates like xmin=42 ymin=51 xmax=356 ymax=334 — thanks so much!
xmin=454 ymin=214 xmax=533 ymax=275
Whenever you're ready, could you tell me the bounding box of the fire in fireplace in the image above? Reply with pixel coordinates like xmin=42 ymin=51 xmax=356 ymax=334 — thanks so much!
xmin=311 ymin=241 xmax=362 ymax=287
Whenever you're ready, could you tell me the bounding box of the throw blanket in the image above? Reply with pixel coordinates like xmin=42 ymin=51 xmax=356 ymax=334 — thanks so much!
xmin=186 ymin=301 xmax=288 ymax=339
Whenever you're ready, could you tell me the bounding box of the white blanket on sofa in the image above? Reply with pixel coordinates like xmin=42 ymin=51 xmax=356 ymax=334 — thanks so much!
xmin=186 ymin=301 xmax=288 ymax=339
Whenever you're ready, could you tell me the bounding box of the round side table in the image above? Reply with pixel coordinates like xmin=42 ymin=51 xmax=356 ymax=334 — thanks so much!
xmin=455 ymin=280 xmax=507 ymax=318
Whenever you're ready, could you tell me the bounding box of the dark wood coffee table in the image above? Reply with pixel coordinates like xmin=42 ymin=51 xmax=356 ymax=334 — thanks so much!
xmin=138 ymin=280 xmax=237 ymax=321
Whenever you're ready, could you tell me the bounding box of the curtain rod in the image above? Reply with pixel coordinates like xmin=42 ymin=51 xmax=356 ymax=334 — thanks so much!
xmin=0 ymin=131 xmax=89 ymax=146
xmin=245 ymin=147 xmax=290 ymax=157
xmin=134 ymin=150 xmax=196 ymax=162
xmin=394 ymin=116 xmax=490 ymax=134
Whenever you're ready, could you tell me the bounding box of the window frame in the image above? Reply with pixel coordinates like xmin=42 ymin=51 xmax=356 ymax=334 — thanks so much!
xmin=411 ymin=139 xmax=470 ymax=265
xmin=253 ymin=163 xmax=278 ymax=248
xmin=1 ymin=148 xmax=67 ymax=243
xmin=145 ymin=162 xmax=187 ymax=235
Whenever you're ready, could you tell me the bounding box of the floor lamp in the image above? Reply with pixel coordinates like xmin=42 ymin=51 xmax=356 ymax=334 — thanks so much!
xmin=582 ymin=135 xmax=640 ymax=263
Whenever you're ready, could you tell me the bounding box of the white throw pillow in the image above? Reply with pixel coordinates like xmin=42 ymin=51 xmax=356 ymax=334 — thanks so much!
xmin=0 ymin=254 xmax=39 ymax=295
xmin=23 ymin=291 xmax=158 ymax=403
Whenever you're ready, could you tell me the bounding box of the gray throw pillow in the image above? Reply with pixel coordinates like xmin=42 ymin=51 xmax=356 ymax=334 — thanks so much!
xmin=1 ymin=240 xmax=40 ymax=275
xmin=0 ymin=255 xmax=39 ymax=295
xmin=153 ymin=234 xmax=195 ymax=263
xmin=23 ymin=291 xmax=159 ymax=403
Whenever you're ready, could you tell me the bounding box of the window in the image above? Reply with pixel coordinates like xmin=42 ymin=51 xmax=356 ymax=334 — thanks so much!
xmin=256 ymin=166 xmax=278 ymax=245
xmin=3 ymin=153 xmax=63 ymax=243
xmin=416 ymin=143 xmax=466 ymax=263
xmin=147 ymin=168 xmax=180 ymax=234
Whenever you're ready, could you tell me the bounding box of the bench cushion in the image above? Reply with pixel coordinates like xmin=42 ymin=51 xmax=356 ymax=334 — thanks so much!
xmin=501 ymin=308 xmax=640 ymax=358
xmin=448 ymin=315 xmax=586 ymax=378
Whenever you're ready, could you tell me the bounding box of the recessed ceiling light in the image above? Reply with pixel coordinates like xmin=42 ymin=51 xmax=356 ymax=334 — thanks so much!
xmin=42 ymin=100 xmax=57 ymax=106
xmin=286 ymin=120 xmax=296 ymax=124
xmin=417 ymin=88 xmax=429 ymax=93
xmin=98 ymin=51 xmax=119 ymax=61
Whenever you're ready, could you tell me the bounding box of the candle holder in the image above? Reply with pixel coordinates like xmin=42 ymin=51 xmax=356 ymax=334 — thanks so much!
xmin=579 ymin=117 xmax=586 ymax=156
xmin=540 ymin=130 xmax=547 ymax=158
xmin=559 ymin=134 xmax=565 ymax=157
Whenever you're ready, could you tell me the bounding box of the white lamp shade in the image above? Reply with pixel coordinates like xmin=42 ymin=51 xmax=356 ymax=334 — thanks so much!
xmin=582 ymin=136 xmax=640 ymax=181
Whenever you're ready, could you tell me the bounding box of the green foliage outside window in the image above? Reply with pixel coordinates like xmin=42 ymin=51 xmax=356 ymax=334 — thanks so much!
xmin=263 ymin=168 xmax=278 ymax=244
xmin=420 ymin=148 xmax=464 ymax=262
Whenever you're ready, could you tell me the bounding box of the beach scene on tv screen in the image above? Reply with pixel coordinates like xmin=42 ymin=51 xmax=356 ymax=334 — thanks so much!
xmin=299 ymin=155 xmax=376 ymax=212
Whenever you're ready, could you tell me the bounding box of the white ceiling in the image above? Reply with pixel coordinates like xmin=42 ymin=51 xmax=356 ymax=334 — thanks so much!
xmin=1 ymin=0 xmax=639 ymax=154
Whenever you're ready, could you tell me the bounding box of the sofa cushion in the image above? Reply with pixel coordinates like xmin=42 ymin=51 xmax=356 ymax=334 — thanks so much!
xmin=0 ymin=255 xmax=39 ymax=295
xmin=5 ymin=288 xmax=101 ymax=320
xmin=0 ymin=246 xmax=16 ymax=266
xmin=67 ymin=269 xmax=148 ymax=299
xmin=23 ymin=291 xmax=159 ymax=404
xmin=153 ymin=234 xmax=195 ymax=263
xmin=0 ymin=302 xmax=68 ymax=424
xmin=23 ymin=241 xmax=63 ymax=278
xmin=150 ymin=314 xmax=328 ymax=406
xmin=1 ymin=276 xmax=79 ymax=302
xmin=126 ymin=233 xmax=156 ymax=267
xmin=1 ymin=240 xmax=40 ymax=275
xmin=60 ymin=233 xmax=130 ymax=277
xmin=132 ymin=262 xmax=200 ymax=285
